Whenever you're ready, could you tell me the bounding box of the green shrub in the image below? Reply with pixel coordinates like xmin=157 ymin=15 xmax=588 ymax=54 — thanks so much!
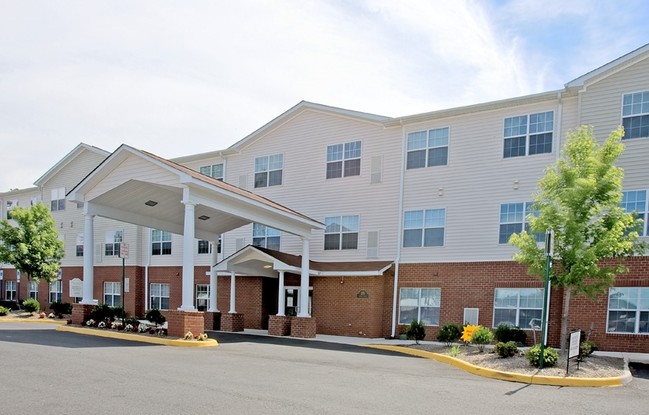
xmin=22 ymin=298 xmax=40 ymax=313
xmin=437 ymin=323 xmax=462 ymax=346
xmin=405 ymin=319 xmax=426 ymax=344
xmin=470 ymin=326 xmax=494 ymax=352
xmin=145 ymin=309 xmax=166 ymax=326
xmin=50 ymin=302 xmax=73 ymax=315
xmin=494 ymin=341 xmax=518 ymax=358
xmin=89 ymin=304 xmax=116 ymax=322
xmin=580 ymin=340 xmax=598 ymax=357
xmin=449 ymin=345 xmax=461 ymax=357
xmin=0 ymin=306 xmax=9 ymax=316
xmin=124 ymin=316 xmax=140 ymax=326
xmin=526 ymin=344 xmax=559 ymax=367
xmin=494 ymin=324 xmax=527 ymax=344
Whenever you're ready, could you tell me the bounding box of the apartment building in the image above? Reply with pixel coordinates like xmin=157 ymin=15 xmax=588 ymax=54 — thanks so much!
xmin=1 ymin=44 xmax=648 ymax=351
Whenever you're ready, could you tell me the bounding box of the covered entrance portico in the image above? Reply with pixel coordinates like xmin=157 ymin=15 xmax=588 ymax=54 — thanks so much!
xmin=66 ymin=145 xmax=323 ymax=338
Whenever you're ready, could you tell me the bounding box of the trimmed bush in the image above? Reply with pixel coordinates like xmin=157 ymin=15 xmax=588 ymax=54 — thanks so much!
xmin=406 ymin=319 xmax=426 ymax=344
xmin=470 ymin=326 xmax=494 ymax=352
xmin=494 ymin=341 xmax=518 ymax=358
xmin=494 ymin=324 xmax=527 ymax=344
xmin=89 ymin=304 xmax=116 ymax=322
xmin=22 ymin=298 xmax=40 ymax=313
xmin=437 ymin=323 xmax=462 ymax=346
xmin=50 ymin=301 xmax=73 ymax=315
xmin=526 ymin=344 xmax=559 ymax=367
xmin=0 ymin=306 xmax=10 ymax=316
xmin=145 ymin=309 xmax=166 ymax=326
xmin=580 ymin=340 xmax=598 ymax=357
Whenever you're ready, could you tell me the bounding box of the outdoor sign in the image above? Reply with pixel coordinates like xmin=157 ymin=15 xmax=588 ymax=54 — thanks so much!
xmin=0 ymin=270 xmax=3 ymax=280
xmin=69 ymin=278 xmax=83 ymax=298
xmin=16 ymin=270 xmax=21 ymax=282
xmin=567 ymin=330 xmax=582 ymax=374
xmin=119 ymin=243 xmax=129 ymax=259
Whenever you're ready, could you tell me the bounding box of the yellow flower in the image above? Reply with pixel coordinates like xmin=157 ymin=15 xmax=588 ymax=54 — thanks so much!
xmin=461 ymin=324 xmax=478 ymax=342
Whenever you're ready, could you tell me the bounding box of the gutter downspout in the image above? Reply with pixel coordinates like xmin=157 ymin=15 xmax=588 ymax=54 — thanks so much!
xmin=390 ymin=122 xmax=407 ymax=338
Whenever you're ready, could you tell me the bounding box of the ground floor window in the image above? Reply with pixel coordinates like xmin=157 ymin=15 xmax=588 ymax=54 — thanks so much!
xmin=103 ymin=282 xmax=122 ymax=307
xmin=49 ymin=280 xmax=62 ymax=303
xmin=28 ymin=281 xmax=38 ymax=299
xmin=5 ymin=280 xmax=17 ymax=301
xmin=150 ymin=283 xmax=170 ymax=310
xmin=196 ymin=284 xmax=210 ymax=311
xmin=607 ymin=287 xmax=649 ymax=334
xmin=493 ymin=288 xmax=543 ymax=328
xmin=398 ymin=287 xmax=441 ymax=325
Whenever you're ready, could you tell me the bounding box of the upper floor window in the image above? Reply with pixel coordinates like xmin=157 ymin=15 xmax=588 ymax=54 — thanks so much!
xmin=499 ymin=202 xmax=543 ymax=244
xmin=6 ymin=200 xmax=17 ymax=220
xmin=324 ymin=215 xmax=359 ymax=250
xmin=493 ymin=288 xmax=544 ymax=328
xmin=403 ymin=208 xmax=445 ymax=247
xmin=104 ymin=230 xmax=123 ymax=256
xmin=326 ymin=141 xmax=361 ymax=179
xmin=407 ymin=127 xmax=449 ymax=169
xmin=200 ymin=163 xmax=224 ymax=180
xmin=503 ymin=111 xmax=553 ymax=158
xmin=622 ymin=91 xmax=649 ymax=139
xmin=152 ymin=229 xmax=172 ymax=255
xmin=607 ymin=287 xmax=649 ymax=334
xmin=197 ymin=237 xmax=222 ymax=255
xmin=254 ymin=154 xmax=283 ymax=188
xmin=76 ymin=234 xmax=84 ymax=257
xmin=51 ymin=187 xmax=66 ymax=211
xmin=622 ymin=190 xmax=647 ymax=236
xmin=252 ymin=223 xmax=281 ymax=251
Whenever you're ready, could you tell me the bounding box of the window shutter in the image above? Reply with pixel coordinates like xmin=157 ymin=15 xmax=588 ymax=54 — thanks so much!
xmin=238 ymin=175 xmax=247 ymax=189
xmin=370 ymin=155 xmax=383 ymax=184
xmin=367 ymin=231 xmax=379 ymax=258
xmin=463 ymin=308 xmax=479 ymax=326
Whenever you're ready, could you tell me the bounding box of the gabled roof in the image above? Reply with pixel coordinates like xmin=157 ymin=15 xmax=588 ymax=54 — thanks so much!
xmin=34 ymin=143 xmax=110 ymax=187
xmin=565 ymin=42 xmax=649 ymax=88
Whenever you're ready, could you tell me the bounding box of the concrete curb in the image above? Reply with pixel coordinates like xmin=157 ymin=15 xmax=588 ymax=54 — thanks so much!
xmin=0 ymin=317 xmax=68 ymax=325
xmin=56 ymin=325 xmax=219 ymax=348
xmin=363 ymin=344 xmax=631 ymax=387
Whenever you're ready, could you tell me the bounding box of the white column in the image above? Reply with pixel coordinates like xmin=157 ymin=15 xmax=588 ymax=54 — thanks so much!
xmin=208 ymin=239 xmax=219 ymax=312
xmin=229 ymin=271 xmax=236 ymax=313
xmin=277 ymin=271 xmax=285 ymax=316
xmin=81 ymin=213 xmax=96 ymax=304
xmin=179 ymin=200 xmax=196 ymax=310
xmin=298 ymin=237 xmax=310 ymax=317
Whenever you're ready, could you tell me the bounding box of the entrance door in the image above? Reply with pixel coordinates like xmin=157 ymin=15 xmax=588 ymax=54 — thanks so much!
xmin=285 ymin=286 xmax=312 ymax=316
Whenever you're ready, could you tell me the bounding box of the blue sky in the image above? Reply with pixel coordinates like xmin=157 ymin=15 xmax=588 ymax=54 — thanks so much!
xmin=1 ymin=0 xmax=648 ymax=191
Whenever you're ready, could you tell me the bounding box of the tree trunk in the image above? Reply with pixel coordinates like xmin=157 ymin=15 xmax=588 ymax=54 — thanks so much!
xmin=560 ymin=286 xmax=572 ymax=354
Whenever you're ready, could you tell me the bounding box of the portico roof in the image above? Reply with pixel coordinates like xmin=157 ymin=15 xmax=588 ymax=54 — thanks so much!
xmin=67 ymin=144 xmax=324 ymax=240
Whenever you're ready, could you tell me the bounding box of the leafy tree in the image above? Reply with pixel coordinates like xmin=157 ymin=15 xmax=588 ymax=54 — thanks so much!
xmin=509 ymin=126 xmax=647 ymax=352
xmin=0 ymin=203 xmax=64 ymax=283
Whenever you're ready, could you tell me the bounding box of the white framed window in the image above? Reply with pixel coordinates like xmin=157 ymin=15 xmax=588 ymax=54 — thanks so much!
xmin=5 ymin=280 xmax=17 ymax=301
xmin=607 ymin=287 xmax=649 ymax=334
xmin=6 ymin=200 xmax=18 ymax=220
xmin=254 ymin=154 xmax=283 ymax=188
xmin=49 ymin=280 xmax=62 ymax=303
xmin=406 ymin=127 xmax=449 ymax=169
xmin=252 ymin=223 xmax=281 ymax=251
xmin=197 ymin=237 xmax=221 ymax=255
xmin=324 ymin=215 xmax=359 ymax=250
xmin=150 ymin=283 xmax=170 ymax=310
xmin=103 ymin=282 xmax=121 ymax=307
xmin=105 ymin=230 xmax=123 ymax=256
xmin=326 ymin=141 xmax=361 ymax=179
xmin=195 ymin=284 xmax=210 ymax=311
xmin=76 ymin=234 xmax=84 ymax=257
xmin=622 ymin=91 xmax=649 ymax=140
xmin=151 ymin=229 xmax=172 ymax=255
xmin=503 ymin=111 xmax=553 ymax=158
xmin=28 ymin=280 xmax=38 ymax=300
xmin=499 ymin=202 xmax=543 ymax=244
xmin=199 ymin=163 xmax=224 ymax=180
xmin=50 ymin=187 xmax=66 ymax=211
xmin=398 ymin=287 xmax=441 ymax=326
xmin=493 ymin=288 xmax=544 ymax=328
xmin=403 ymin=209 xmax=445 ymax=247
xmin=622 ymin=190 xmax=647 ymax=236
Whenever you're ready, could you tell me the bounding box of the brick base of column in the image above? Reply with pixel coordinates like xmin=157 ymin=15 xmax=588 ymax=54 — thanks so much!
xmin=268 ymin=315 xmax=292 ymax=336
xmin=221 ymin=313 xmax=245 ymax=332
xmin=71 ymin=304 xmax=95 ymax=325
xmin=204 ymin=311 xmax=221 ymax=331
xmin=165 ymin=310 xmax=205 ymax=338
xmin=290 ymin=316 xmax=316 ymax=338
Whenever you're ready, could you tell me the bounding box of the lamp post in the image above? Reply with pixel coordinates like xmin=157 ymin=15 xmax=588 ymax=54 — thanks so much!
xmin=539 ymin=231 xmax=552 ymax=369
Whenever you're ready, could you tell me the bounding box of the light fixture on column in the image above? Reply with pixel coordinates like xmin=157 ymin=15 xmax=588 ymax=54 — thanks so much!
xmin=145 ymin=200 xmax=158 ymax=207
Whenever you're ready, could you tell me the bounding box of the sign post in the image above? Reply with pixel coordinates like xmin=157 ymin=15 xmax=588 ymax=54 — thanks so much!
xmin=119 ymin=243 xmax=129 ymax=323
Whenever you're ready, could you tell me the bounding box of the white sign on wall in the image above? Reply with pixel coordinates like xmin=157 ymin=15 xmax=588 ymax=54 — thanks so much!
xmin=69 ymin=278 xmax=83 ymax=298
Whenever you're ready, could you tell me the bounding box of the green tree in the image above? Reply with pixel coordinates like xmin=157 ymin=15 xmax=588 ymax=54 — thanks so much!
xmin=509 ymin=126 xmax=647 ymax=352
xmin=0 ymin=202 xmax=64 ymax=283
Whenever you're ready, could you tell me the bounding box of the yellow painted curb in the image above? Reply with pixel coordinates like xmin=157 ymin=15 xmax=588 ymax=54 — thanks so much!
xmin=56 ymin=325 xmax=218 ymax=348
xmin=0 ymin=317 xmax=68 ymax=325
xmin=362 ymin=344 xmax=627 ymax=387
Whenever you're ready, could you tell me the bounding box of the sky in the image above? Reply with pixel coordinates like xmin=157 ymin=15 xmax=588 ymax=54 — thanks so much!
xmin=1 ymin=0 xmax=648 ymax=191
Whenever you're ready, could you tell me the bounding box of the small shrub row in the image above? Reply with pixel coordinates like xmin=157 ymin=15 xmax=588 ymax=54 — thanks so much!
xmin=526 ymin=344 xmax=559 ymax=367
xmin=437 ymin=323 xmax=462 ymax=345
xmin=494 ymin=341 xmax=518 ymax=358
xmin=50 ymin=301 xmax=73 ymax=315
xmin=0 ymin=306 xmax=10 ymax=316
xmin=405 ymin=320 xmax=426 ymax=344
xmin=22 ymin=298 xmax=40 ymax=313
xmin=494 ymin=324 xmax=527 ymax=344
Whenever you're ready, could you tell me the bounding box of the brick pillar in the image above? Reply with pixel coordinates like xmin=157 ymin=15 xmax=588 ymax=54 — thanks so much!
xmin=165 ymin=310 xmax=205 ymax=338
xmin=204 ymin=311 xmax=221 ymax=331
xmin=221 ymin=312 xmax=244 ymax=332
xmin=71 ymin=304 xmax=94 ymax=325
xmin=291 ymin=316 xmax=316 ymax=338
xmin=268 ymin=315 xmax=292 ymax=336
